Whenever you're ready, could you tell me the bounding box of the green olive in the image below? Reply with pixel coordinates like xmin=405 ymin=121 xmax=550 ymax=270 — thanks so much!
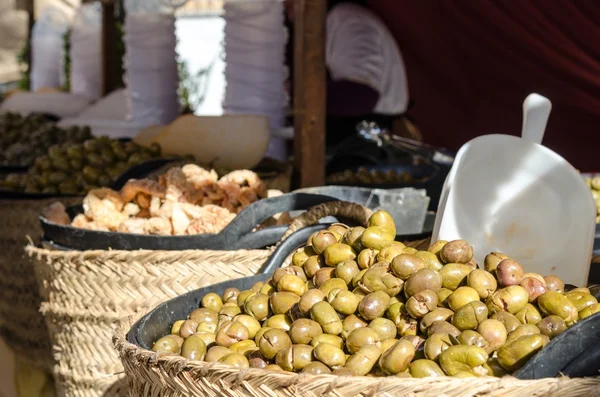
xmin=275 ymin=344 xmax=313 ymax=371
xmin=342 ymin=314 xmax=368 ymax=339
xmin=544 ymin=276 xmax=565 ymax=293
xmin=320 ymin=278 xmax=348 ymax=297
xmin=219 ymin=352 xmax=249 ymax=369
xmin=428 ymin=321 xmax=460 ymax=338
xmin=419 ymin=308 xmax=454 ymax=333
xmin=447 ymin=286 xmax=480 ymax=311
xmin=310 ymin=301 xmax=343 ymax=335
xmin=565 ymin=291 xmax=598 ymax=312
xmin=292 ymin=246 xmax=316 ymax=267
xmin=244 ymin=293 xmax=271 ymax=321
xmin=358 ymin=291 xmax=391 ymax=321
xmin=457 ymin=330 xmax=489 ymax=350
xmin=190 ymin=308 xmax=218 ymax=324
xmin=181 ymin=335 xmax=206 ymax=360
xmin=236 ymin=290 xmax=256 ymax=306
xmin=483 ymin=252 xmax=508 ymax=274
xmin=229 ymin=340 xmax=258 ymax=356
xmin=439 ymin=263 xmax=473 ymax=291
xmin=515 ymin=303 xmax=543 ymax=325
xmin=328 ymin=289 xmax=360 ymax=315
xmin=310 ymin=334 xmax=344 ymax=349
xmin=414 ymin=251 xmax=444 ymax=271
xmin=273 ymin=266 xmax=307 ymax=284
xmin=379 ymin=339 xmax=415 ymax=375
xmin=311 ymin=230 xmax=339 ymax=254
xmin=452 ymin=301 xmax=488 ymax=331
xmin=580 ymin=303 xmax=600 ymax=320
xmin=171 ymin=320 xmax=184 ymax=335
xmin=368 ymin=317 xmax=397 ymax=341
xmin=477 ymin=319 xmax=508 ymax=353
xmin=313 ymin=268 xmax=336 ymax=288
xmin=289 ymin=318 xmax=323 ymax=344
xmin=537 ymin=291 xmax=578 ymax=324
xmin=440 ymin=240 xmax=474 ymax=264
xmin=437 ymin=288 xmax=453 ymax=307
xmin=218 ymin=305 xmax=242 ymax=324
xmin=152 ymin=335 xmax=183 ymax=354
xmin=343 ymin=226 xmax=365 ymax=251
xmin=497 ymin=334 xmax=547 ymax=371
xmin=428 ymin=240 xmax=448 ymax=258
xmin=536 ymin=315 xmax=567 ymax=339
xmin=205 ymin=346 xmax=232 ymax=362
xmin=344 ymin=344 xmax=382 ymax=376
xmin=391 ymin=254 xmax=427 ymax=280
xmin=505 ymin=324 xmax=541 ymax=345
xmin=270 ymin=291 xmax=301 ymax=314
xmin=304 ymin=255 xmax=326 ymax=278
xmin=361 ymin=226 xmax=395 ymax=251
xmin=257 ymin=328 xmax=292 ymax=359
xmin=406 ymin=290 xmax=438 ymax=318
xmin=496 ymin=259 xmax=525 ymax=287
xmin=377 ymin=245 xmax=405 ymax=263
xmin=424 ymin=333 xmax=452 ymax=361
xmin=313 ymin=342 xmax=346 ymax=368
xmin=298 ymin=289 xmax=326 ymax=315
xmin=302 ymin=361 xmax=332 ymax=374
xmin=178 ymin=320 xmax=199 ymax=338
xmin=264 ymin=314 xmax=293 ymax=331
xmin=467 ymin=269 xmax=498 ymax=299
xmin=336 ymin=260 xmax=360 ymax=285
xmin=409 ymin=359 xmax=445 ymax=377
xmin=487 ymin=286 xmax=529 ymax=315
xmin=346 ymin=327 xmax=380 ymax=354
xmin=277 ymin=274 xmax=307 ymax=296
xmin=439 ymin=345 xmax=489 ymax=376
xmin=215 ymin=321 xmax=249 ymax=347
xmin=491 ymin=312 xmax=521 ymax=333
xmin=202 ymin=292 xmax=224 ymax=313
xmin=404 ymin=268 xmax=443 ymax=298
xmin=324 ymin=243 xmax=357 ymax=267
xmin=358 ymin=264 xmax=403 ymax=296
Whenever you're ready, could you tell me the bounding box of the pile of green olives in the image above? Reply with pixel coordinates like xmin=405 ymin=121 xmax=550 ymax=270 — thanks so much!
xmin=152 ymin=210 xmax=596 ymax=378
xmin=0 ymin=113 xmax=92 ymax=167
xmin=584 ymin=176 xmax=600 ymax=223
xmin=1 ymin=136 xmax=161 ymax=195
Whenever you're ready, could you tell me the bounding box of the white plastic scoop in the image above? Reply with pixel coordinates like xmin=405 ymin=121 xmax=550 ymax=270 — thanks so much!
xmin=432 ymin=94 xmax=596 ymax=286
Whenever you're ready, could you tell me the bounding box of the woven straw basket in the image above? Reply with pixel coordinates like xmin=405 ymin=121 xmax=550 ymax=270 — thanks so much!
xmin=0 ymin=196 xmax=81 ymax=370
xmin=114 ymin=314 xmax=600 ymax=397
xmin=27 ymin=245 xmax=271 ymax=396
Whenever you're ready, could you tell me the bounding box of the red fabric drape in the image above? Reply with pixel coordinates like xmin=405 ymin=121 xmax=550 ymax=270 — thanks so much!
xmin=368 ymin=0 xmax=600 ymax=171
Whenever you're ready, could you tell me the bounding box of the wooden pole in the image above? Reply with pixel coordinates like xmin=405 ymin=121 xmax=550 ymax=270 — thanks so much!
xmin=22 ymin=0 xmax=35 ymax=87
xmin=293 ymin=0 xmax=327 ymax=188
xmin=101 ymin=0 xmax=118 ymax=96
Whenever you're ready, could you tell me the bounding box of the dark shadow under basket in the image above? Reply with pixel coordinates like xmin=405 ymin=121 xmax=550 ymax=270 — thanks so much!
xmin=0 ymin=196 xmax=81 ymax=371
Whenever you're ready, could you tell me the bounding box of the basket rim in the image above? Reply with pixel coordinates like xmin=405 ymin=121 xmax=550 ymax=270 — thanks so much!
xmin=113 ymin=316 xmax=600 ymax=394
xmin=26 ymin=244 xmax=272 ymax=260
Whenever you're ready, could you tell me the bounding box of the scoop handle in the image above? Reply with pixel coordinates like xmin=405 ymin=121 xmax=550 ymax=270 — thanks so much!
xmin=521 ymin=93 xmax=552 ymax=145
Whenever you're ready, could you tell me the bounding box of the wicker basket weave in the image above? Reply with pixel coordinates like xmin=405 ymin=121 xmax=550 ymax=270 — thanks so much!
xmin=0 ymin=196 xmax=80 ymax=371
xmin=27 ymin=245 xmax=271 ymax=397
xmin=113 ymin=315 xmax=600 ymax=397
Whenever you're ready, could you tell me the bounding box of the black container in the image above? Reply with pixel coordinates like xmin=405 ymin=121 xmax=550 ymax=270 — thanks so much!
xmin=127 ymin=221 xmax=600 ymax=380
xmin=42 ymin=188 xmax=435 ymax=251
